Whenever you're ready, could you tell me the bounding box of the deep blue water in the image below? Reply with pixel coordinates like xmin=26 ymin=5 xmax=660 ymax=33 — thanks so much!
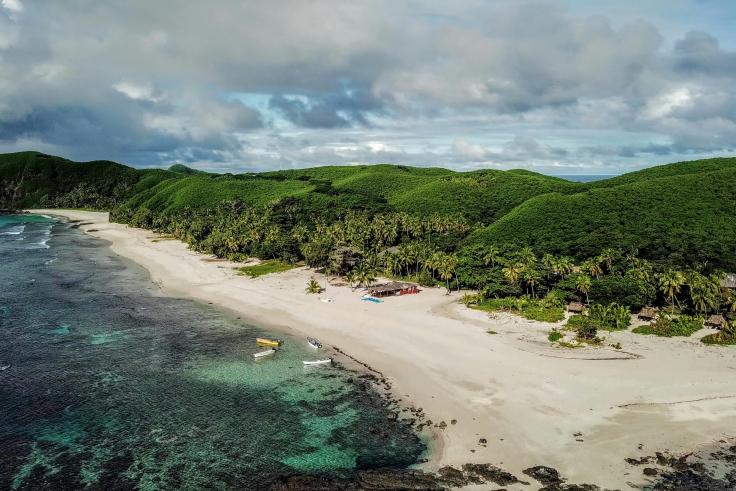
xmin=0 ymin=214 xmax=423 ymax=490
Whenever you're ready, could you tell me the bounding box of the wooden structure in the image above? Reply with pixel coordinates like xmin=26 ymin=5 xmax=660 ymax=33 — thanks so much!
xmin=637 ymin=306 xmax=659 ymax=321
xmin=566 ymin=302 xmax=585 ymax=313
xmin=331 ymin=247 xmax=360 ymax=274
xmin=721 ymin=273 xmax=736 ymax=290
xmin=705 ymin=314 xmax=727 ymax=329
xmin=366 ymin=282 xmax=419 ymax=298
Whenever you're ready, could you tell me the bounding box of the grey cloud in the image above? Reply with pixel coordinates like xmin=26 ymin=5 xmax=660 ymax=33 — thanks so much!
xmin=268 ymin=87 xmax=382 ymax=128
xmin=0 ymin=0 xmax=734 ymax=171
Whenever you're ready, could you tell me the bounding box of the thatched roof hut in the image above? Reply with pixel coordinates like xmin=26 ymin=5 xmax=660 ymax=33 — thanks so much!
xmin=637 ymin=306 xmax=659 ymax=320
xmin=367 ymin=282 xmax=419 ymax=297
xmin=721 ymin=273 xmax=736 ymax=290
xmin=566 ymin=302 xmax=585 ymax=313
xmin=705 ymin=314 xmax=727 ymax=329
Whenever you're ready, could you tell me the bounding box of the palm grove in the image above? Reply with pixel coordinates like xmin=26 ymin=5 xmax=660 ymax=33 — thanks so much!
xmin=113 ymin=198 xmax=736 ymax=338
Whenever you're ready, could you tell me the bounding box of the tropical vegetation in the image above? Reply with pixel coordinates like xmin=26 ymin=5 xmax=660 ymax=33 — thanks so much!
xmin=2 ymin=151 xmax=736 ymax=335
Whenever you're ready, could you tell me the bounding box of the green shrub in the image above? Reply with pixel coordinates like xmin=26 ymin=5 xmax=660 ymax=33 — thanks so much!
xmin=589 ymin=275 xmax=655 ymax=310
xmin=565 ymin=303 xmax=631 ymax=332
xmin=474 ymin=296 xmax=565 ymax=322
xmin=548 ymin=330 xmax=563 ymax=342
xmin=632 ymin=314 xmax=703 ymax=337
xmin=701 ymin=331 xmax=736 ymax=346
xmin=237 ymin=260 xmax=297 ymax=278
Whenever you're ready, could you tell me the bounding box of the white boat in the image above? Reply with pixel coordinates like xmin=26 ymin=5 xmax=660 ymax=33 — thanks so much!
xmin=307 ymin=337 xmax=322 ymax=349
xmin=0 ymin=365 xmax=9 ymax=371
xmin=303 ymin=358 xmax=332 ymax=366
xmin=253 ymin=349 xmax=276 ymax=359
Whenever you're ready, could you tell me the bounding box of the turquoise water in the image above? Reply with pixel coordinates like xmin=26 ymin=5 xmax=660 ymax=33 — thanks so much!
xmin=0 ymin=214 xmax=424 ymax=489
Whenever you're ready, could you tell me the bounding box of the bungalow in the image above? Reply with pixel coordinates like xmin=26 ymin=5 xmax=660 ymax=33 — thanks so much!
xmin=705 ymin=314 xmax=727 ymax=330
xmin=366 ymin=281 xmax=419 ymax=298
xmin=637 ymin=306 xmax=659 ymax=321
xmin=566 ymin=302 xmax=585 ymax=313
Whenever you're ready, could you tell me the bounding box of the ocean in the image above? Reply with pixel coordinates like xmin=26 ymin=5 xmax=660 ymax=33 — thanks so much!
xmin=0 ymin=214 xmax=424 ymax=490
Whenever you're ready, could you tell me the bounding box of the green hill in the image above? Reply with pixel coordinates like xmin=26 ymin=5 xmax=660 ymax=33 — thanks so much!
xmin=466 ymin=160 xmax=736 ymax=269
xmin=0 ymin=151 xmax=175 ymax=209
xmin=168 ymin=163 xmax=207 ymax=175
xmin=3 ymin=150 xmax=736 ymax=270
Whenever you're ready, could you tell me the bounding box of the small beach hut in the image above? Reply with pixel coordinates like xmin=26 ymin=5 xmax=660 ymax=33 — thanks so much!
xmin=721 ymin=273 xmax=736 ymax=290
xmin=566 ymin=302 xmax=585 ymax=313
xmin=637 ymin=306 xmax=659 ymax=321
xmin=705 ymin=314 xmax=727 ymax=329
xmin=366 ymin=281 xmax=419 ymax=298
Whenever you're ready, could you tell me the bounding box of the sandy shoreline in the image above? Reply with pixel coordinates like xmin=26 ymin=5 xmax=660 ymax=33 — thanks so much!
xmin=31 ymin=209 xmax=736 ymax=489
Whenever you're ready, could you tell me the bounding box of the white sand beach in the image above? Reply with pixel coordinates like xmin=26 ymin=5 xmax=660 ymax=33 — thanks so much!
xmin=32 ymin=210 xmax=736 ymax=489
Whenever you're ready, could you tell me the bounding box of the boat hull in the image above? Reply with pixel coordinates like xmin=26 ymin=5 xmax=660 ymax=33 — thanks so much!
xmin=256 ymin=338 xmax=282 ymax=347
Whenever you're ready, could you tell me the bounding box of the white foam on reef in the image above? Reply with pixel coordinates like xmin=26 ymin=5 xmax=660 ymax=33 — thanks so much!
xmin=0 ymin=225 xmax=25 ymax=235
xmin=26 ymin=237 xmax=51 ymax=249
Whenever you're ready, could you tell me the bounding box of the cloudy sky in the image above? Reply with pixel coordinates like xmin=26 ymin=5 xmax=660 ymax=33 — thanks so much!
xmin=0 ymin=0 xmax=735 ymax=175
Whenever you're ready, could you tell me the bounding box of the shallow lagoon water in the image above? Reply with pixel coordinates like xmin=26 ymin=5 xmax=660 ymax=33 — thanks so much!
xmin=0 ymin=215 xmax=424 ymax=490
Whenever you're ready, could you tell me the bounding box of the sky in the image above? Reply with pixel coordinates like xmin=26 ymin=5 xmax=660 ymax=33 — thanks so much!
xmin=0 ymin=0 xmax=735 ymax=175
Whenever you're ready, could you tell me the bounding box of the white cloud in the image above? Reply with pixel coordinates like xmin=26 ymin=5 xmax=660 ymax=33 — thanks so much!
xmin=1 ymin=0 xmax=22 ymax=12
xmin=644 ymin=87 xmax=695 ymax=120
xmin=113 ymin=82 xmax=160 ymax=102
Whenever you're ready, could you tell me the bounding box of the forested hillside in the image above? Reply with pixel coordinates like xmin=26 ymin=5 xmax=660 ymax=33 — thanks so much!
xmin=467 ymin=164 xmax=736 ymax=269
xmin=2 ymin=151 xmax=735 ymax=273
xmin=0 ymin=151 xmax=175 ymax=209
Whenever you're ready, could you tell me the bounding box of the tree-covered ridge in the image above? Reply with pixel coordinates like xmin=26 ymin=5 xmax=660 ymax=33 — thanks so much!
xmin=468 ymin=163 xmax=736 ymax=270
xmin=168 ymin=163 xmax=208 ymax=175
xmin=0 ymin=151 xmax=176 ymax=209
xmin=2 ymin=150 xmax=736 ymax=274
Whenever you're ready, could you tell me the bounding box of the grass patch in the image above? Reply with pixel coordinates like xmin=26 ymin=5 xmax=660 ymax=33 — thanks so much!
xmin=700 ymin=331 xmax=736 ymax=346
xmin=237 ymin=260 xmax=298 ymax=278
xmin=548 ymin=330 xmax=563 ymax=342
xmin=473 ymin=296 xmax=565 ymax=323
xmin=632 ymin=314 xmax=703 ymax=337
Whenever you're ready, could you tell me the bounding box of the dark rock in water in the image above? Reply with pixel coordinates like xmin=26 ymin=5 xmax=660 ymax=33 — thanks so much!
xmin=652 ymin=468 xmax=731 ymax=491
xmin=523 ymin=465 xmax=564 ymax=486
xmin=462 ymin=463 xmax=527 ymax=486
xmin=269 ymin=469 xmax=446 ymax=490
xmin=625 ymin=456 xmax=654 ymax=465
xmin=634 ymin=443 xmax=736 ymax=491
xmin=541 ymin=485 xmax=600 ymax=491
xmin=437 ymin=466 xmax=466 ymax=487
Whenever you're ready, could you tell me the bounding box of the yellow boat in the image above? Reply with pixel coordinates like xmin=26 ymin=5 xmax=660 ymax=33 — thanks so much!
xmin=256 ymin=337 xmax=282 ymax=347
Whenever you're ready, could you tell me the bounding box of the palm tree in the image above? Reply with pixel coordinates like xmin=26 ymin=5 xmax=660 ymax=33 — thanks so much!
xmin=437 ymin=253 xmax=458 ymax=294
xmin=354 ymin=264 xmax=376 ymax=288
xmin=626 ymin=258 xmax=652 ymax=283
xmin=483 ymin=245 xmax=502 ymax=268
xmin=305 ymin=278 xmax=322 ymax=294
xmin=659 ymin=269 xmax=685 ymax=313
xmin=522 ymin=268 xmax=541 ymax=298
xmin=576 ymin=274 xmax=592 ymax=304
xmin=345 ymin=270 xmax=357 ymax=290
xmin=598 ymin=248 xmax=617 ymax=273
xmin=517 ymin=247 xmax=536 ymax=267
xmin=555 ymin=256 xmax=574 ymax=279
xmin=503 ymin=262 xmax=523 ymax=287
xmin=541 ymin=253 xmax=556 ymax=281
xmin=687 ymin=272 xmax=718 ymax=314
xmin=581 ymin=258 xmax=603 ymax=279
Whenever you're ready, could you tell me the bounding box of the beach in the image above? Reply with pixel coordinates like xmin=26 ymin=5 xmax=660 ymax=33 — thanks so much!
xmin=31 ymin=209 xmax=736 ymax=489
